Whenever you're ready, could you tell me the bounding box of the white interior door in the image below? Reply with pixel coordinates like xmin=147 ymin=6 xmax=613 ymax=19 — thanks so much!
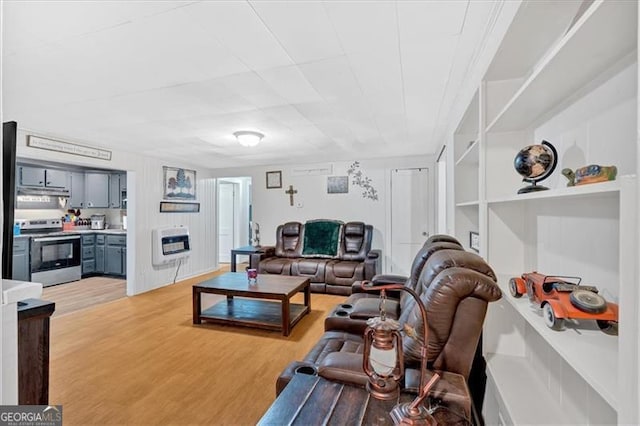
xmin=218 ymin=182 xmax=237 ymax=263
xmin=390 ymin=168 xmax=430 ymax=275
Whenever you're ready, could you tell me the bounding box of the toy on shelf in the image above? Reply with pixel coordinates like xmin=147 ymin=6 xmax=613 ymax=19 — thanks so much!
xmin=509 ymin=271 xmax=618 ymax=334
xmin=513 ymin=140 xmax=558 ymax=194
xmin=562 ymin=164 xmax=617 ymax=187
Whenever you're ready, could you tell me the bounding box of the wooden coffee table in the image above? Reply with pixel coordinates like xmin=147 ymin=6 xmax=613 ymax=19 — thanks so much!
xmin=192 ymin=272 xmax=311 ymax=336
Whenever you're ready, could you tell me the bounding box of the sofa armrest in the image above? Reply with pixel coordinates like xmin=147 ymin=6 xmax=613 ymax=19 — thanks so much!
xmin=364 ymin=249 xmax=382 ymax=280
xmin=249 ymin=246 xmax=275 ymax=269
xmin=351 ymin=274 xmax=407 ymax=294
xmin=317 ymin=352 xmax=368 ymax=388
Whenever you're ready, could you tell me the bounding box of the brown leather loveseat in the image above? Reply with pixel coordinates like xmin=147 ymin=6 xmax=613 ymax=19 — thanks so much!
xmin=250 ymin=220 xmax=381 ymax=295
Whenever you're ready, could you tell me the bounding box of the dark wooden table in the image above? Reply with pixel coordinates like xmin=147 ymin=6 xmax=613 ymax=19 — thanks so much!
xmin=18 ymin=298 xmax=55 ymax=405
xmin=192 ymin=272 xmax=310 ymax=336
xmin=258 ymin=373 xmax=471 ymax=425
xmin=230 ymin=245 xmax=263 ymax=272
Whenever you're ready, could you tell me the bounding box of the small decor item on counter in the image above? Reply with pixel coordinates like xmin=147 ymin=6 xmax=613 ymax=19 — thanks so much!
xmin=573 ymin=164 xmax=617 ymax=186
xmin=513 ymin=140 xmax=558 ymax=194
xmin=91 ymin=214 xmax=106 ymax=230
xmin=509 ymin=271 xmax=618 ymax=334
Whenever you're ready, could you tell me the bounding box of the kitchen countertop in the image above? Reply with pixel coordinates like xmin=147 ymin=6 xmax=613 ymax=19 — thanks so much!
xmin=15 ymin=229 xmax=127 ymax=238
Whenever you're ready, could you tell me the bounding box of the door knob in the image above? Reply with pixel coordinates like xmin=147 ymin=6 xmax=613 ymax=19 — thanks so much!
xmin=422 ymin=232 xmax=428 ymax=236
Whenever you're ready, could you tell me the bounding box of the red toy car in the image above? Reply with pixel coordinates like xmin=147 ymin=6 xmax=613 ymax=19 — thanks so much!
xmin=509 ymin=272 xmax=618 ymax=333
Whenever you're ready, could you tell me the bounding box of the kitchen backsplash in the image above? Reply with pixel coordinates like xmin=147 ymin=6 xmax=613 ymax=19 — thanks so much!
xmin=15 ymin=208 xmax=124 ymax=228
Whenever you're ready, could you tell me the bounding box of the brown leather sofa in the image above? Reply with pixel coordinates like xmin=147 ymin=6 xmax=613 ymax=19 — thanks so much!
xmin=250 ymin=221 xmax=381 ymax=295
xmin=273 ymin=238 xmax=502 ymax=421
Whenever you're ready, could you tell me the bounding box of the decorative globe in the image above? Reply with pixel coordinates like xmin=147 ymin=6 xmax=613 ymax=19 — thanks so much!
xmin=513 ymin=140 xmax=558 ymax=194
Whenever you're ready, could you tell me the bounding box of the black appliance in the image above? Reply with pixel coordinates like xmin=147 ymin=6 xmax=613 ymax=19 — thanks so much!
xmin=2 ymin=121 xmax=17 ymax=279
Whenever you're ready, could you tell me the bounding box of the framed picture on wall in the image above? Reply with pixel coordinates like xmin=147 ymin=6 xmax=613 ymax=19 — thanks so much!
xmin=163 ymin=166 xmax=196 ymax=200
xmin=469 ymin=231 xmax=480 ymax=252
xmin=266 ymin=170 xmax=282 ymax=189
xmin=327 ymin=176 xmax=349 ymax=194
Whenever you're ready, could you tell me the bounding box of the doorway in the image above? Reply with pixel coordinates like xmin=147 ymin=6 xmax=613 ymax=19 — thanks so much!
xmin=217 ymin=177 xmax=252 ymax=264
xmin=389 ymin=168 xmax=430 ymax=275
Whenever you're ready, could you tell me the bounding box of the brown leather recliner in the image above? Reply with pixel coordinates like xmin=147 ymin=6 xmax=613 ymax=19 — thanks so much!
xmin=324 ymin=222 xmax=376 ymax=295
xmin=256 ymin=222 xmax=303 ymax=275
xmin=325 ymin=248 xmax=495 ymax=336
xmin=276 ymin=266 xmax=502 ymax=400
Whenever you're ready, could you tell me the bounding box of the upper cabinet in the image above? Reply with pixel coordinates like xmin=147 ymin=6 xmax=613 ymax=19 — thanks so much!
xmin=450 ymin=1 xmax=638 ymax=424
xmin=19 ymin=166 xmax=68 ymax=189
xmin=84 ymin=173 xmax=110 ymax=208
xmin=69 ymin=171 xmax=85 ymax=208
xmin=109 ymin=173 xmax=126 ymax=209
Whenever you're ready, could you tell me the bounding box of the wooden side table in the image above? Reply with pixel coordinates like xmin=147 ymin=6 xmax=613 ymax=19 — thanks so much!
xmin=18 ymin=298 xmax=55 ymax=405
xmin=258 ymin=373 xmax=471 ymax=425
xmin=230 ymin=245 xmax=263 ymax=272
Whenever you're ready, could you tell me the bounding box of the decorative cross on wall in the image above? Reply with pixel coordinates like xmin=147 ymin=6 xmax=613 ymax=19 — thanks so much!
xmin=285 ymin=185 xmax=297 ymax=206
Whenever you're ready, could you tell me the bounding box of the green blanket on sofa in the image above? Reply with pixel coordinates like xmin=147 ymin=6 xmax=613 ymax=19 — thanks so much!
xmin=302 ymin=220 xmax=343 ymax=258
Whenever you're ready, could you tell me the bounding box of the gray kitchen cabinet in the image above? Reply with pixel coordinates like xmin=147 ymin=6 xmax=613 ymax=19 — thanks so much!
xmin=69 ymin=171 xmax=85 ymax=208
xmin=95 ymin=234 xmax=105 ymax=273
xmin=81 ymin=234 xmax=96 ymax=276
xmin=109 ymin=173 xmax=126 ymax=208
xmin=19 ymin=166 xmax=68 ymax=188
xmin=105 ymin=235 xmax=126 ymax=276
xmin=84 ymin=173 xmax=109 ymax=208
xmin=12 ymin=238 xmax=30 ymax=282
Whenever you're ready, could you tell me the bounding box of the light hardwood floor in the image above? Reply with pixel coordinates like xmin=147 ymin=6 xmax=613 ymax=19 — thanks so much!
xmin=43 ymin=276 xmax=127 ymax=317
xmin=49 ymin=270 xmax=345 ymax=425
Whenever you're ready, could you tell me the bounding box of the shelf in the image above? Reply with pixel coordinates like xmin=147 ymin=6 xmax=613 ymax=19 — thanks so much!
xmin=454 ymin=140 xmax=479 ymax=166
xmin=487 ymin=179 xmax=622 ymax=204
xmin=455 ymin=200 xmax=480 ymax=207
xmin=495 ymin=274 xmax=618 ymax=409
xmin=486 ymin=354 xmax=574 ymax=425
xmin=486 ymin=0 xmax=637 ymax=133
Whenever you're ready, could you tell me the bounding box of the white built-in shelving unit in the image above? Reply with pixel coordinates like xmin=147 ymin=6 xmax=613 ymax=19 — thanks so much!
xmin=449 ymin=1 xmax=639 ymax=424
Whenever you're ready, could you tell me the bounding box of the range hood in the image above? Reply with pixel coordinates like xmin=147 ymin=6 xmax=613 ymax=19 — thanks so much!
xmin=17 ymin=186 xmax=70 ymax=197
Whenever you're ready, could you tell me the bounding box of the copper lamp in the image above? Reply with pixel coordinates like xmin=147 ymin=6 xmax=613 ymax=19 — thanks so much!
xmin=362 ymin=283 xmax=441 ymax=425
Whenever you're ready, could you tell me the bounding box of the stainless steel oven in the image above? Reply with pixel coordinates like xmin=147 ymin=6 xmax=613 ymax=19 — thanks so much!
xmin=16 ymin=218 xmax=83 ymax=286
xmin=30 ymin=235 xmax=81 ymax=286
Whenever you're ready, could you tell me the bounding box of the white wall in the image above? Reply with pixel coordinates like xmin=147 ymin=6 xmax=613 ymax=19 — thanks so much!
xmin=212 ymin=155 xmax=435 ymax=272
xmin=15 ymin=129 xmax=218 ymax=295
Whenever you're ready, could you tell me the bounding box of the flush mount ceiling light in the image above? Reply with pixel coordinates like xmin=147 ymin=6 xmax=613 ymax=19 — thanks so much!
xmin=234 ymin=131 xmax=264 ymax=147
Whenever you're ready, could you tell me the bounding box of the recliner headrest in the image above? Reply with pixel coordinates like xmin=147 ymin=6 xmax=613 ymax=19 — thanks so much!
xmin=282 ymin=222 xmax=302 ymax=236
xmin=344 ymin=222 xmax=365 ymax=236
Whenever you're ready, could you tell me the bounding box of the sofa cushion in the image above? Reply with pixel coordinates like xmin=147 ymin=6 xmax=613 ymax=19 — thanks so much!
xmin=325 ymin=260 xmax=365 ymax=286
xmin=302 ymin=220 xmax=343 ymax=258
xmin=259 ymin=257 xmax=295 ymax=275
xmin=291 ymin=258 xmax=329 ymax=283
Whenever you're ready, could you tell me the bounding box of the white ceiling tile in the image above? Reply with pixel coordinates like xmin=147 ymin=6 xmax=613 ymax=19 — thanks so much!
xmin=250 ymin=1 xmax=344 ymax=63
xmin=298 ymin=57 xmax=363 ymax=104
xmin=397 ymin=1 xmax=469 ymax=40
xmin=347 ymin=51 xmax=404 ymax=115
xmin=257 ymin=65 xmax=324 ymax=104
xmin=324 ymin=1 xmax=398 ymax=54
xmin=218 ymin=72 xmax=288 ymax=109
xmin=181 ymin=2 xmax=293 ymax=71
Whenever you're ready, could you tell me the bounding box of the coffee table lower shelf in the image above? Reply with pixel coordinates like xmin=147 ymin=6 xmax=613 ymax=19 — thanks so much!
xmin=199 ymin=298 xmax=308 ymax=334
